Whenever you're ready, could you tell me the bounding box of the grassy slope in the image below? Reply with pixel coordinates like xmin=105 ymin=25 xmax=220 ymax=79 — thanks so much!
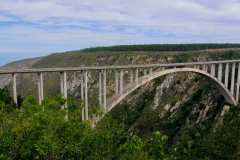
xmin=32 ymin=48 xmax=240 ymax=68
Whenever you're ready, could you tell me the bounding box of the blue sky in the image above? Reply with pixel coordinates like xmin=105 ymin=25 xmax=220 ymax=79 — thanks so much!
xmin=0 ymin=0 xmax=240 ymax=65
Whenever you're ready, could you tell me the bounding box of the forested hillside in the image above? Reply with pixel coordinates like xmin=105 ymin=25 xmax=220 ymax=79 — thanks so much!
xmin=82 ymin=43 xmax=240 ymax=52
xmin=1 ymin=44 xmax=240 ymax=159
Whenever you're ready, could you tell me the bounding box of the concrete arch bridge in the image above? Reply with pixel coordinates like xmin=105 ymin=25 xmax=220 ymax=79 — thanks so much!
xmin=1 ymin=59 xmax=240 ymax=120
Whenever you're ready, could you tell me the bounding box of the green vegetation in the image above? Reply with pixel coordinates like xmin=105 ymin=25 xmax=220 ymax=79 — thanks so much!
xmin=82 ymin=43 xmax=240 ymax=52
xmin=0 ymin=88 xmax=173 ymax=160
xmin=0 ymin=87 xmax=240 ymax=159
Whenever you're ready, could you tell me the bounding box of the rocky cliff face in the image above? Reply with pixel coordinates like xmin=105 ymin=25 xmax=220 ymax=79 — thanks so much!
xmin=110 ymin=72 xmax=228 ymax=141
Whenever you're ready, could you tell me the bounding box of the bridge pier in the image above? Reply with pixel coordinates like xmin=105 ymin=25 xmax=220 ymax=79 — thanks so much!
xmin=236 ymin=63 xmax=240 ymax=102
xmin=135 ymin=68 xmax=139 ymax=84
xmin=120 ymin=69 xmax=123 ymax=95
xmin=144 ymin=69 xmax=147 ymax=76
xmin=231 ymin=63 xmax=236 ymax=95
xmin=225 ymin=63 xmax=229 ymax=88
xmin=218 ymin=64 xmax=223 ymax=82
xmin=130 ymin=69 xmax=134 ymax=83
xmin=84 ymin=71 xmax=89 ymax=120
xmin=210 ymin=64 xmax=215 ymax=76
xmin=149 ymin=68 xmax=153 ymax=75
xmin=12 ymin=73 xmax=17 ymax=106
xmin=194 ymin=65 xmax=199 ymax=69
xmin=202 ymin=64 xmax=208 ymax=72
xmin=115 ymin=70 xmax=119 ymax=94
xmin=103 ymin=70 xmax=107 ymax=111
xmin=80 ymin=72 xmax=85 ymax=121
xmin=99 ymin=70 xmax=107 ymax=112
xmin=37 ymin=72 xmax=44 ymax=105
xmin=60 ymin=71 xmax=68 ymax=110
xmin=99 ymin=70 xmax=103 ymax=106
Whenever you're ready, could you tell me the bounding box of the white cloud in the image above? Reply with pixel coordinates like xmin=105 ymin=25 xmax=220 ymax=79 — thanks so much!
xmin=0 ymin=0 xmax=240 ymax=64
xmin=1 ymin=0 xmax=240 ymax=29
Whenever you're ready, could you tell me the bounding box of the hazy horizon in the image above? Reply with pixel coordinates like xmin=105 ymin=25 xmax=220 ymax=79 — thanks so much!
xmin=1 ymin=0 xmax=240 ymax=64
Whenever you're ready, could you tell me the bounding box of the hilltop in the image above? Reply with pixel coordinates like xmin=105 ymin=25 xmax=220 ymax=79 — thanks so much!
xmin=2 ymin=43 xmax=240 ymax=69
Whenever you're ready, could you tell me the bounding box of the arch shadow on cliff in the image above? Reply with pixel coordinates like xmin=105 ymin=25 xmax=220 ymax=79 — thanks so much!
xmin=107 ymin=68 xmax=236 ymax=112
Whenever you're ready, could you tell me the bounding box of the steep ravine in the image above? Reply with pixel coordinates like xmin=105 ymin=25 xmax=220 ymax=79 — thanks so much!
xmin=110 ymin=73 xmax=228 ymax=140
xmin=2 ymin=49 xmax=240 ymax=150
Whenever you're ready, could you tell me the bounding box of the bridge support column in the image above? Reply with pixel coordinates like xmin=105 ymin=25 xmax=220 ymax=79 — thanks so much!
xmin=218 ymin=64 xmax=223 ymax=82
xmin=135 ymin=68 xmax=139 ymax=84
xmin=60 ymin=71 xmax=68 ymax=110
xmin=144 ymin=69 xmax=147 ymax=76
xmin=225 ymin=63 xmax=229 ymax=88
xmin=202 ymin=64 xmax=207 ymax=72
xmin=231 ymin=63 xmax=236 ymax=96
xmin=115 ymin=70 xmax=119 ymax=94
xmin=99 ymin=70 xmax=107 ymax=112
xmin=84 ymin=71 xmax=89 ymax=120
xmin=37 ymin=72 xmax=44 ymax=105
xmin=194 ymin=65 xmax=199 ymax=69
xmin=99 ymin=70 xmax=103 ymax=106
xmin=149 ymin=68 xmax=153 ymax=75
xmin=12 ymin=73 xmax=17 ymax=106
xmin=210 ymin=64 xmax=215 ymax=76
xmin=120 ymin=69 xmax=123 ymax=95
xmin=130 ymin=69 xmax=134 ymax=83
xmin=103 ymin=70 xmax=107 ymax=111
xmin=236 ymin=63 xmax=240 ymax=102
xmin=80 ymin=72 xmax=85 ymax=121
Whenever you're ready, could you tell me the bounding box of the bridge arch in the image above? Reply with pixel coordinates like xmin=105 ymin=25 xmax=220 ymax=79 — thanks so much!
xmin=107 ymin=68 xmax=236 ymax=112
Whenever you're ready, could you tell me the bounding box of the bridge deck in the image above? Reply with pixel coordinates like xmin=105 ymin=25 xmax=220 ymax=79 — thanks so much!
xmin=0 ymin=59 xmax=239 ymax=74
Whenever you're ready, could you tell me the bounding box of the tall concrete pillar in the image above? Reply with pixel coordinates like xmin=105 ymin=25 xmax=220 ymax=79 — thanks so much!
xmin=130 ymin=69 xmax=134 ymax=83
xmin=63 ymin=72 xmax=67 ymax=102
xmin=195 ymin=65 xmax=200 ymax=70
xmin=225 ymin=63 xmax=229 ymax=88
xmin=120 ymin=69 xmax=123 ymax=95
xmin=218 ymin=63 xmax=223 ymax=82
xmin=210 ymin=64 xmax=215 ymax=76
xmin=60 ymin=72 xmax=64 ymax=97
xmin=115 ymin=70 xmax=119 ymax=94
xmin=149 ymin=68 xmax=153 ymax=75
xmin=60 ymin=71 xmax=67 ymax=109
xmin=37 ymin=72 xmax=44 ymax=105
xmin=84 ymin=71 xmax=89 ymax=120
xmin=236 ymin=63 xmax=240 ymax=102
xmin=202 ymin=64 xmax=207 ymax=72
xmin=99 ymin=70 xmax=103 ymax=105
xmin=144 ymin=69 xmax=147 ymax=76
xmin=12 ymin=73 xmax=17 ymax=105
xmin=103 ymin=70 xmax=107 ymax=111
xmin=231 ymin=63 xmax=236 ymax=95
xmin=80 ymin=73 xmax=85 ymax=121
xmin=135 ymin=68 xmax=139 ymax=84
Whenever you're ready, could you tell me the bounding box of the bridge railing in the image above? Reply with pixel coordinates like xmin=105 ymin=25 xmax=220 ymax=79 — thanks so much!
xmin=0 ymin=59 xmax=240 ymax=74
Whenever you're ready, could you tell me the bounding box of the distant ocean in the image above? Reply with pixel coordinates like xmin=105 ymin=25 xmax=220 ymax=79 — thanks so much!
xmin=0 ymin=52 xmax=46 ymax=66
